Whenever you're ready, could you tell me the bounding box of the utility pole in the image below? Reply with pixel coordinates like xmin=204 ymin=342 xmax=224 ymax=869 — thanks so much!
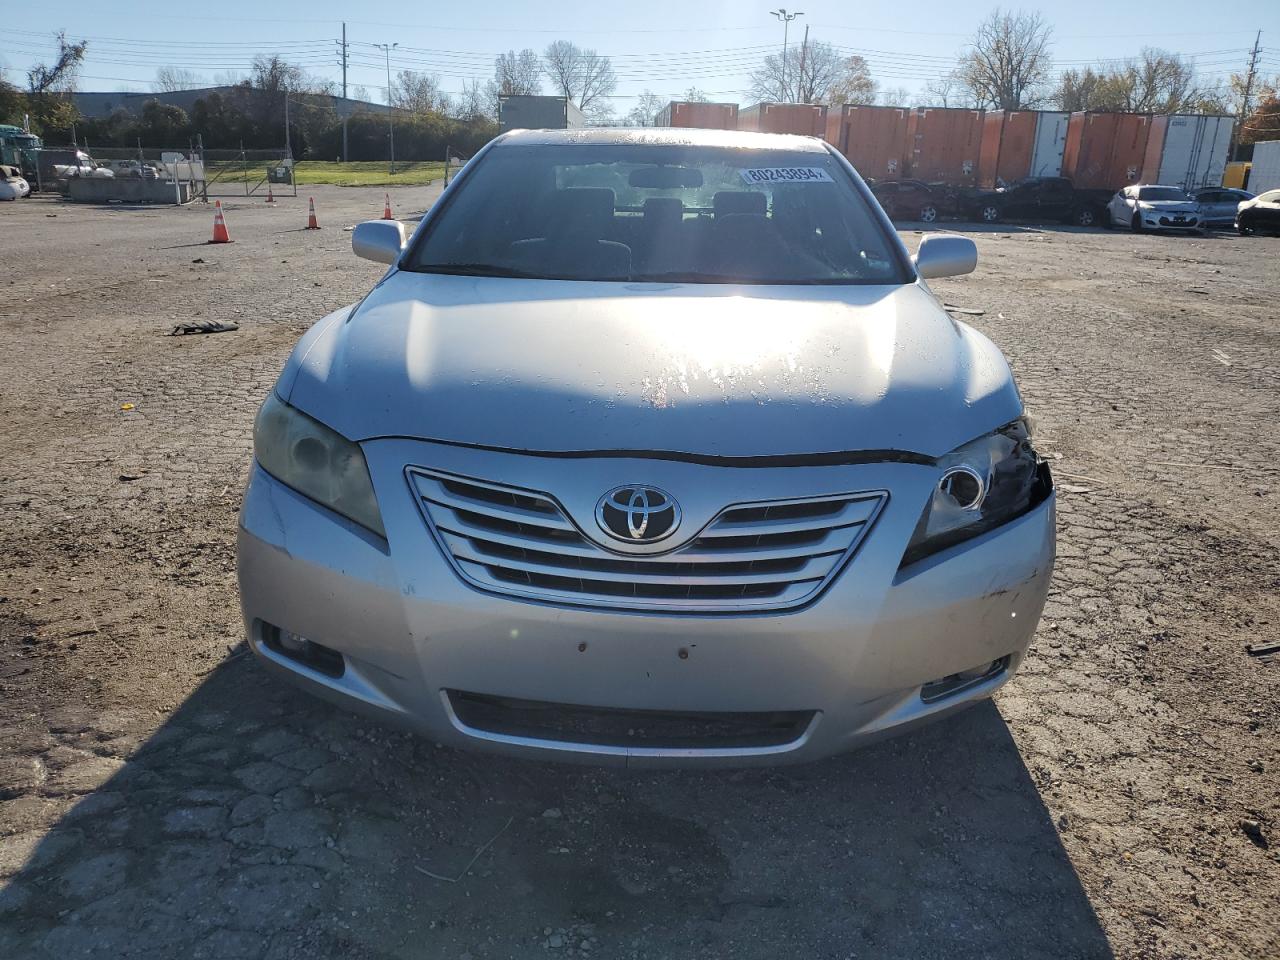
xmin=284 ymin=91 xmax=292 ymax=161
xmin=770 ymin=9 xmax=804 ymax=102
xmin=798 ymin=24 xmax=810 ymax=103
xmin=378 ymin=42 xmax=398 ymax=175
xmin=1234 ymin=31 xmax=1263 ymax=160
xmin=340 ymin=23 xmax=349 ymax=163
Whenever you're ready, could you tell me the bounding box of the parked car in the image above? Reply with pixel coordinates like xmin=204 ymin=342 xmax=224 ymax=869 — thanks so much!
xmin=1193 ymin=187 xmax=1254 ymax=228
xmin=1235 ymin=188 xmax=1280 ymax=236
xmin=0 ymin=164 xmax=29 ymax=200
xmin=1106 ymin=185 xmax=1202 ymax=233
xmin=237 ymin=128 xmax=1056 ymax=766
xmin=868 ymin=178 xmax=941 ymax=222
xmin=965 ymin=176 xmax=1111 ymax=227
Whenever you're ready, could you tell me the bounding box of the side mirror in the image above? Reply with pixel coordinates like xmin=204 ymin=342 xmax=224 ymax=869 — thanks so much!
xmin=913 ymin=233 xmax=977 ymax=280
xmin=352 ymin=219 xmax=407 ymax=265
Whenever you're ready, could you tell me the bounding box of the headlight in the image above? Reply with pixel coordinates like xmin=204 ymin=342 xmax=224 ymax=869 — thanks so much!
xmin=253 ymin=393 xmax=386 ymax=538
xmin=900 ymin=418 xmax=1050 ymax=567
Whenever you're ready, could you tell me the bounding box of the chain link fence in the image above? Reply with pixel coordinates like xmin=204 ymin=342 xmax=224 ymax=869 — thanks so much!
xmin=197 ymin=147 xmax=296 ymax=200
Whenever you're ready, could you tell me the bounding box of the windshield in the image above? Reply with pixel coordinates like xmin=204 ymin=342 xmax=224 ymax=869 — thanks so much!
xmin=1138 ymin=187 xmax=1189 ymax=202
xmin=408 ymin=143 xmax=908 ymax=285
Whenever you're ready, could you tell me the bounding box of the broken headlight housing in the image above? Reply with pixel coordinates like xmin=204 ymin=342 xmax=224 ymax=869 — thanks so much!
xmin=254 ymin=392 xmax=386 ymax=538
xmin=900 ymin=417 xmax=1050 ymax=568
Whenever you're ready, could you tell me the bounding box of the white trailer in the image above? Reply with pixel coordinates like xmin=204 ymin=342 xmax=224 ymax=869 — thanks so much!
xmin=1029 ymin=112 xmax=1069 ymax=177
xmin=1141 ymin=114 xmax=1234 ymax=190
xmin=1249 ymin=140 xmax=1280 ymax=194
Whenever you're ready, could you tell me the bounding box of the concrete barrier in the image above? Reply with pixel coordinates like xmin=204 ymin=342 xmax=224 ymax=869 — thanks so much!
xmin=67 ymin=178 xmax=194 ymax=204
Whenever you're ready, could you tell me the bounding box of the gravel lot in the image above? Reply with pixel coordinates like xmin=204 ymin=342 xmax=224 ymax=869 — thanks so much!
xmin=1 ymin=186 xmax=1277 ymax=960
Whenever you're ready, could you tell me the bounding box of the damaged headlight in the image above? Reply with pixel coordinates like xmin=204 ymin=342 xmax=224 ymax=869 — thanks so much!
xmin=253 ymin=393 xmax=386 ymax=538
xmin=900 ymin=417 xmax=1050 ymax=568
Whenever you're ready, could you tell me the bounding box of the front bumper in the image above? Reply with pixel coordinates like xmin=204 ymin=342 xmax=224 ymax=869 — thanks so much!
xmin=1141 ymin=212 xmax=1201 ymax=230
xmin=237 ymin=439 xmax=1056 ymax=766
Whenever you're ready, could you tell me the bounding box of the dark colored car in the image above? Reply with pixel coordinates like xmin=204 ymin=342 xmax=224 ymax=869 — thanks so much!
xmin=1236 ymin=189 xmax=1280 ymax=236
xmin=869 ymin=179 xmax=942 ymax=223
xmin=966 ymin=176 xmax=1112 ymax=227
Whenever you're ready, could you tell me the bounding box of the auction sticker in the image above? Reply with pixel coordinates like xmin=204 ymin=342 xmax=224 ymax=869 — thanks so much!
xmin=739 ymin=167 xmax=833 ymax=185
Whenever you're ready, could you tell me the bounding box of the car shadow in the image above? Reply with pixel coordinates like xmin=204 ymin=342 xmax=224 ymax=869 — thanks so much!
xmin=0 ymin=659 xmax=1115 ymax=959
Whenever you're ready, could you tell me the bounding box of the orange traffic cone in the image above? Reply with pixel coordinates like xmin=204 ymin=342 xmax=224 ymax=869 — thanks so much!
xmin=306 ymin=197 xmax=320 ymax=230
xmin=209 ymin=200 xmax=232 ymax=244
xmin=265 ymin=184 xmax=275 ymax=203
xmin=382 ymin=193 xmax=393 ymax=220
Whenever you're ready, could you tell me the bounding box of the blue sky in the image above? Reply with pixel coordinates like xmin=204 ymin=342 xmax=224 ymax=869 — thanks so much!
xmin=4 ymin=1 xmax=1278 ymax=114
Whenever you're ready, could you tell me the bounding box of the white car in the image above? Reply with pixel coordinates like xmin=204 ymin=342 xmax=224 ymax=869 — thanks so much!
xmin=236 ymin=128 xmax=1057 ymax=766
xmin=0 ymin=164 xmax=29 ymax=200
xmin=1106 ymin=185 xmax=1202 ymax=233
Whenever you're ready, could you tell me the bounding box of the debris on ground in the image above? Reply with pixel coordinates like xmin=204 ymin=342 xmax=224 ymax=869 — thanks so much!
xmin=169 ymin=320 xmax=240 ymax=336
xmin=1239 ymin=818 xmax=1269 ymax=848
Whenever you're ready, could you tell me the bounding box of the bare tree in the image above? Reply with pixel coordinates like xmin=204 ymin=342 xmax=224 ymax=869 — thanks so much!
xmin=351 ymin=84 xmax=370 ymax=102
xmin=542 ymin=41 xmax=617 ymax=118
xmin=749 ymin=41 xmax=876 ymax=105
xmin=493 ymin=49 xmax=542 ymax=97
xmin=153 ymin=67 xmax=205 ymax=92
xmin=26 ymin=31 xmax=86 ymax=96
xmin=625 ymin=90 xmax=665 ymax=127
xmin=921 ymin=70 xmax=977 ymax=108
xmin=24 ymin=31 xmax=86 ymax=134
xmin=1054 ymin=49 xmax=1227 ymax=113
xmin=877 ymin=86 xmax=912 ymax=107
xmin=958 ymin=9 xmax=1053 ymax=109
xmin=683 ymin=87 xmax=709 ymax=103
xmin=393 ymin=70 xmax=449 ymax=114
xmin=451 ymin=79 xmax=490 ymax=122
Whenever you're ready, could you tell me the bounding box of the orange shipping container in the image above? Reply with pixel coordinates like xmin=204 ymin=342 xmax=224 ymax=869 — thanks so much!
xmin=906 ymin=108 xmax=984 ymax=184
xmin=656 ymin=101 xmax=739 ymax=130
xmin=1061 ymin=112 xmax=1153 ymax=189
xmin=977 ymin=110 xmax=1038 ymax=187
xmin=739 ymin=102 xmax=827 ymax=137
xmin=825 ymin=105 xmax=910 ymax=179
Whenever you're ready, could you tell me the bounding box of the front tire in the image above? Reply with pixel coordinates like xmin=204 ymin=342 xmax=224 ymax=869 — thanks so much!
xmin=919 ymin=204 xmax=938 ymax=223
xmin=1074 ymin=207 xmax=1097 ymax=228
xmin=1236 ymin=217 xmax=1253 ymax=236
xmin=980 ymin=204 xmax=1001 ymax=224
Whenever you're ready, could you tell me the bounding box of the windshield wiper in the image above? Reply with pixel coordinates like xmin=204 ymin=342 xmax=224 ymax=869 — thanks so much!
xmin=412 ymin=262 xmax=543 ymax=279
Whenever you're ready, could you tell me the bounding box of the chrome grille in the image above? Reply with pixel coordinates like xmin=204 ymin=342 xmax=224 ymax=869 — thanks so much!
xmin=408 ymin=468 xmax=886 ymax=613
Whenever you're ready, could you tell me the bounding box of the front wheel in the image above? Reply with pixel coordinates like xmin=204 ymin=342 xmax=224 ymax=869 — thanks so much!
xmin=919 ymin=204 xmax=938 ymax=223
xmin=1236 ymin=218 xmax=1253 ymax=236
xmin=980 ymin=204 xmax=1001 ymax=223
xmin=1131 ymin=213 xmax=1145 ymax=234
xmin=1074 ymin=207 xmax=1097 ymax=228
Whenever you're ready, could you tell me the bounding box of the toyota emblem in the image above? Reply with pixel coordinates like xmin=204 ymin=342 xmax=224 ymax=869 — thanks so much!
xmin=595 ymin=486 xmax=681 ymax=544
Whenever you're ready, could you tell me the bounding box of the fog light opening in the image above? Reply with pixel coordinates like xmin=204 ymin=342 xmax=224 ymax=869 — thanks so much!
xmin=262 ymin=624 xmax=345 ymax=679
xmin=920 ymin=655 xmax=1010 ymax=704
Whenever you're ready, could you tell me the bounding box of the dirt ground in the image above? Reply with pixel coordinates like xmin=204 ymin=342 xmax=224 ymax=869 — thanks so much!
xmin=1 ymin=185 xmax=1277 ymax=960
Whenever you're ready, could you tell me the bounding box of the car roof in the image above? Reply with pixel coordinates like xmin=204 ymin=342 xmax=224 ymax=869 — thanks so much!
xmin=495 ymin=127 xmax=830 ymax=152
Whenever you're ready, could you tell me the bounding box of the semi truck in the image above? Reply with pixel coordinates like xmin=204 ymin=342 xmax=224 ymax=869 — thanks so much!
xmin=0 ymin=124 xmax=42 ymax=180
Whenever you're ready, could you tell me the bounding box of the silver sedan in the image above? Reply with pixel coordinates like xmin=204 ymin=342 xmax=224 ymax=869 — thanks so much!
xmin=237 ymin=128 xmax=1056 ymax=766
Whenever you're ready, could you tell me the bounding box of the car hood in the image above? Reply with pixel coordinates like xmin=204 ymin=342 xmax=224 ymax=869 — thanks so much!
xmin=1139 ymin=200 xmax=1197 ymax=212
xmin=281 ymin=271 xmax=1022 ymax=460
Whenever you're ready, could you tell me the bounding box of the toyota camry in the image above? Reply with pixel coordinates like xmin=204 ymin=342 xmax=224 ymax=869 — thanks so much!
xmin=237 ymin=128 xmax=1056 ymax=766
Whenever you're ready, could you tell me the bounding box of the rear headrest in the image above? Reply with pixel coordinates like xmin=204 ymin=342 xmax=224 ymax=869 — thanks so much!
xmin=714 ymin=191 xmax=767 ymax=218
xmin=551 ymin=188 xmax=615 ymax=235
xmin=642 ymin=196 xmax=684 ymax=228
